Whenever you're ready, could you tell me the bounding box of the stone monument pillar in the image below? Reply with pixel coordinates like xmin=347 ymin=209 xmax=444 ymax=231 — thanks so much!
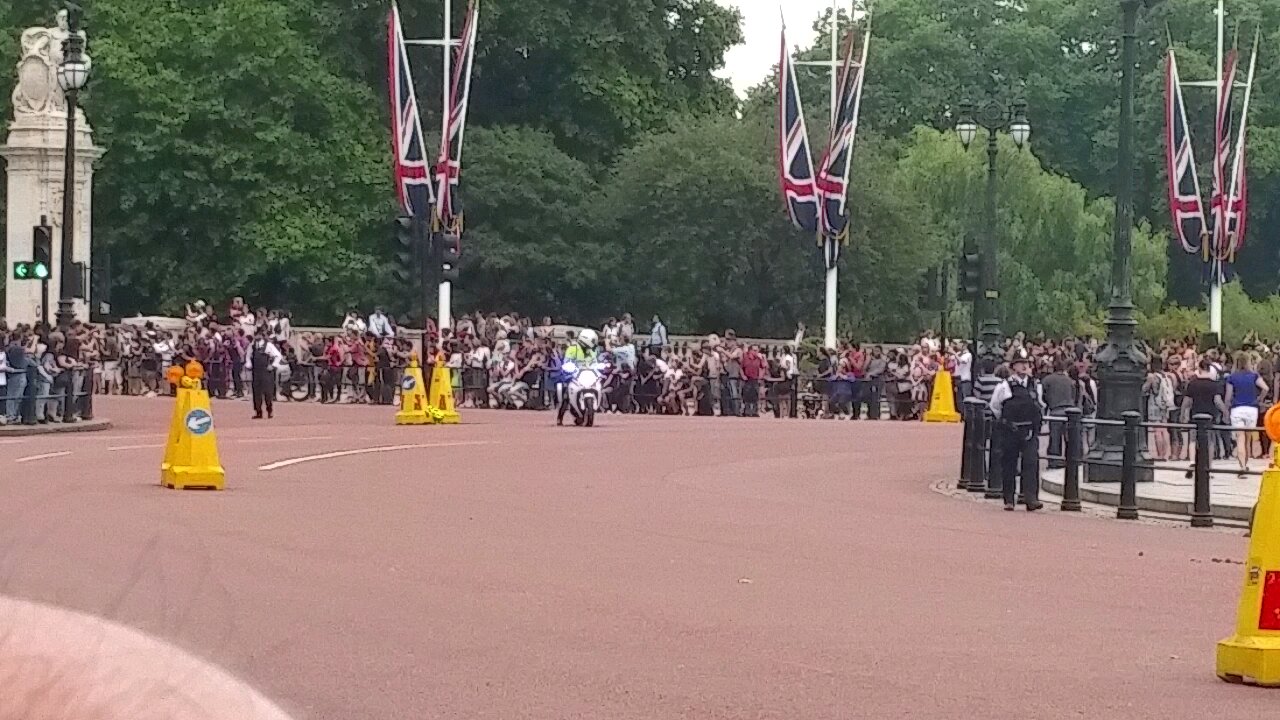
xmin=1 ymin=9 xmax=102 ymax=326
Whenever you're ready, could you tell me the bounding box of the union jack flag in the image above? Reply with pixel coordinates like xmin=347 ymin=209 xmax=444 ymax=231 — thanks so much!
xmin=778 ymin=23 xmax=818 ymax=235
xmin=435 ymin=0 xmax=479 ymax=231
xmin=1164 ymin=51 xmax=1205 ymax=255
xmin=1208 ymin=50 xmax=1237 ymax=259
xmin=1224 ymin=38 xmax=1258 ymax=260
xmin=815 ymin=31 xmax=869 ymax=269
xmin=388 ymin=3 xmax=433 ymax=218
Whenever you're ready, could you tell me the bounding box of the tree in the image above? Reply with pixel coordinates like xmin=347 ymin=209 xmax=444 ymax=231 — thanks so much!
xmin=82 ymin=0 xmax=390 ymax=321
xmin=451 ymin=125 xmax=605 ymax=320
xmin=892 ymin=127 xmax=1167 ymax=337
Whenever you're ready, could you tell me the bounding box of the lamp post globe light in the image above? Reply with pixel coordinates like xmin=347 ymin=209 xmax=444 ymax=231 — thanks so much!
xmin=56 ymin=4 xmax=89 ymax=331
xmin=953 ymin=82 xmax=1030 ymax=365
xmin=1087 ymin=0 xmax=1164 ymax=483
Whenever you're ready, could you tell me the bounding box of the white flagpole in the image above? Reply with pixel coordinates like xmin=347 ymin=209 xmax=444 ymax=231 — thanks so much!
xmin=823 ymin=0 xmax=840 ymax=350
xmin=438 ymin=0 xmax=454 ymax=332
xmin=1208 ymin=0 xmax=1224 ymax=338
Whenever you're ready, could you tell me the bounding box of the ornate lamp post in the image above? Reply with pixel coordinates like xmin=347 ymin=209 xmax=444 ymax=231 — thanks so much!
xmin=1087 ymin=0 xmax=1164 ymax=482
xmin=955 ymin=86 xmax=1030 ymax=364
xmin=55 ymin=4 xmax=90 ymax=331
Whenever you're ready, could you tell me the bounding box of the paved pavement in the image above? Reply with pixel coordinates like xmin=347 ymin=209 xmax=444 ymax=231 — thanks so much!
xmin=1043 ymin=460 xmax=1261 ymax=521
xmin=0 ymin=397 xmax=1271 ymax=719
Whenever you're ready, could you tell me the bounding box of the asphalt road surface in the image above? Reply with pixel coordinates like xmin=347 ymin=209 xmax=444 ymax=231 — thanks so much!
xmin=0 ymin=396 xmax=1269 ymax=719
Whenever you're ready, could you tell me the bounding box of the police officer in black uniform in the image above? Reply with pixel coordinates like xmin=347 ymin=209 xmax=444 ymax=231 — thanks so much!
xmin=246 ymin=331 xmax=285 ymax=419
xmin=988 ymin=350 xmax=1045 ymax=511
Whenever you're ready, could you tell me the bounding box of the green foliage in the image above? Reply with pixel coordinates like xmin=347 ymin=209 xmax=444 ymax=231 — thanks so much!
xmin=4 ymin=0 xmax=1280 ymax=340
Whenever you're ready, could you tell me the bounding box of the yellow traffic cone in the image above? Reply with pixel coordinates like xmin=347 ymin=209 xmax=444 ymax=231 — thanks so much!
xmin=924 ymin=369 xmax=962 ymax=423
xmin=396 ymin=354 xmax=432 ymax=425
xmin=1217 ymin=404 xmax=1280 ymax=686
xmin=427 ymin=352 xmax=460 ymax=424
xmin=1218 ymin=407 xmax=1280 ymax=681
xmin=161 ymin=364 xmax=225 ymax=491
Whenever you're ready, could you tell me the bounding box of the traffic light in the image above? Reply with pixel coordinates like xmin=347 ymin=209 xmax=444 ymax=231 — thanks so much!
xmin=33 ymin=223 xmax=51 ymax=280
xmin=394 ymin=214 xmax=420 ymax=287
xmin=959 ymin=252 xmax=980 ymax=301
xmin=439 ymin=232 xmax=461 ymax=283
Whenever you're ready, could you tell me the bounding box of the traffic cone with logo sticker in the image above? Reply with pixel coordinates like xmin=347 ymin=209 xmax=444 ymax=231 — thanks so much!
xmin=396 ymin=354 xmax=431 ymax=425
xmin=1217 ymin=403 xmax=1280 ymax=685
xmin=161 ymin=363 xmax=225 ymax=491
xmin=426 ymin=351 xmax=460 ymax=424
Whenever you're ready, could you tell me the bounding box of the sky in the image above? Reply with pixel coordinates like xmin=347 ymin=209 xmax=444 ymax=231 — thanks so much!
xmin=716 ymin=0 xmax=843 ymax=96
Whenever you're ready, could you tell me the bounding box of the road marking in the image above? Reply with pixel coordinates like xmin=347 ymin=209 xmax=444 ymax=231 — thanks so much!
xmin=109 ymin=435 xmax=336 ymax=452
xmin=14 ymin=451 xmax=72 ymax=464
xmin=257 ymin=442 xmax=491 ymax=472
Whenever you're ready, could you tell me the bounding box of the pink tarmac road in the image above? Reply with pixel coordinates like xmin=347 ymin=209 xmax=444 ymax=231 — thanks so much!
xmin=0 ymin=396 xmax=1271 ymax=719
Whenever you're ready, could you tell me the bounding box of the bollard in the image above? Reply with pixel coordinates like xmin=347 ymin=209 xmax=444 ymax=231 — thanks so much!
xmin=21 ymin=364 xmax=37 ymax=425
xmin=960 ymin=400 xmax=972 ymax=487
xmin=1191 ymin=413 xmax=1214 ymax=528
xmin=80 ymin=367 xmax=95 ymax=421
xmin=1061 ymin=407 xmax=1083 ymax=512
xmin=983 ymin=409 xmax=1002 ymax=498
xmin=964 ymin=399 xmax=986 ymax=492
xmin=789 ymin=378 xmax=799 ymax=419
xmin=1117 ymin=410 xmax=1141 ymax=520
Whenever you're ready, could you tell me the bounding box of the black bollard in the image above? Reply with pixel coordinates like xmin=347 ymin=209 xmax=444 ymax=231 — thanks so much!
xmin=80 ymin=366 xmax=95 ymax=421
xmin=960 ymin=399 xmax=973 ymax=487
xmin=21 ymin=364 xmax=37 ymax=425
xmin=1117 ymin=410 xmax=1141 ymax=520
xmin=983 ymin=409 xmax=1002 ymax=498
xmin=1191 ymin=413 xmax=1213 ymax=528
xmin=1061 ymin=407 xmax=1083 ymax=512
xmin=965 ymin=399 xmax=986 ymax=491
xmin=789 ymin=377 xmax=799 ymax=419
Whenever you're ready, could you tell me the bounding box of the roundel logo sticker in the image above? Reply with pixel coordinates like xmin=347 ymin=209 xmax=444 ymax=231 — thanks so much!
xmin=401 ymin=375 xmax=417 ymax=391
xmin=185 ymin=409 xmax=213 ymax=435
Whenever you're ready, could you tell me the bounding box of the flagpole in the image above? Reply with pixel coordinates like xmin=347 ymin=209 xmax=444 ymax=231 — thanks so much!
xmin=438 ymin=0 xmax=454 ymax=333
xmin=1208 ymin=0 xmax=1224 ymax=339
xmin=822 ymin=0 xmax=840 ymax=350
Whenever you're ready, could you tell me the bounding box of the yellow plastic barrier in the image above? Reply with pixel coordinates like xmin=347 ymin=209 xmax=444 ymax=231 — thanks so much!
xmin=924 ymin=369 xmax=961 ymax=423
xmin=160 ymin=364 xmax=225 ymax=491
xmin=395 ymin=354 xmax=432 ymax=425
xmin=1217 ymin=403 xmax=1280 ymax=685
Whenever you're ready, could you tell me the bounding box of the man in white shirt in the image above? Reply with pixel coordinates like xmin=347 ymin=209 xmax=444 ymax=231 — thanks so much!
xmin=953 ymin=340 xmax=973 ymax=398
xmin=368 ymin=307 xmax=394 ymax=339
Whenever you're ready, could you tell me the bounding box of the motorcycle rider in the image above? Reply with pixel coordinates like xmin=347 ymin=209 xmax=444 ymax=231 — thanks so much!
xmin=558 ymin=329 xmax=599 ymax=426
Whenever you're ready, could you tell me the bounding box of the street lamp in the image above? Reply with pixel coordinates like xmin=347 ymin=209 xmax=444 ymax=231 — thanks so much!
xmin=954 ymin=85 xmax=1030 ymax=365
xmin=56 ymin=4 xmax=89 ymax=331
xmin=1087 ymin=0 xmax=1164 ymax=483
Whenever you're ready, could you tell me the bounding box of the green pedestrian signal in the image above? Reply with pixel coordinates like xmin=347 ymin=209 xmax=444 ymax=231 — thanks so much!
xmin=33 ymin=261 xmax=49 ymax=279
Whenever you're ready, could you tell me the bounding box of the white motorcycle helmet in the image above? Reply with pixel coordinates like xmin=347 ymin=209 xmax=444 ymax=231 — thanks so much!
xmin=578 ymin=329 xmax=599 ymax=349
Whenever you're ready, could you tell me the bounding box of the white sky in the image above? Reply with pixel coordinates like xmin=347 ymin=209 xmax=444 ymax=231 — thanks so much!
xmin=717 ymin=0 xmax=844 ymax=96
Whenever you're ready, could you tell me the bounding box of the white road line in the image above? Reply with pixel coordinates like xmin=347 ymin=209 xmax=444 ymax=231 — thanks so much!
xmin=14 ymin=451 xmax=72 ymax=464
xmin=257 ymin=441 xmax=492 ymax=472
xmin=109 ymin=435 xmax=335 ymax=452
xmin=0 ymin=439 xmax=28 ymax=446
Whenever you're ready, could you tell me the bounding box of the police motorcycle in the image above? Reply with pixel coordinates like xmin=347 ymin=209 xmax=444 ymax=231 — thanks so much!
xmin=557 ymin=329 xmax=608 ymax=427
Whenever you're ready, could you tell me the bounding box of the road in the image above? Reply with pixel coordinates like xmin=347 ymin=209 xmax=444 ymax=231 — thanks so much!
xmin=0 ymin=396 xmax=1267 ymax=719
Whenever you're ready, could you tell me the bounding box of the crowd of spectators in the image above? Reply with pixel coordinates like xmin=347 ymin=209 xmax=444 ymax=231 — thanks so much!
xmin=9 ymin=294 xmax=1280 ymax=468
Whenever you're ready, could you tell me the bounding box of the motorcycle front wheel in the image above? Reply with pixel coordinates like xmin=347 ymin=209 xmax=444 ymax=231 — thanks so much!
xmin=583 ymin=397 xmax=596 ymax=427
